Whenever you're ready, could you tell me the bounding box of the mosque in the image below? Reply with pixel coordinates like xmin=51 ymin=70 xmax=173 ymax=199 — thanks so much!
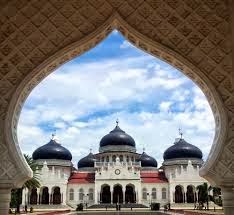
xmin=22 ymin=121 xmax=207 ymax=208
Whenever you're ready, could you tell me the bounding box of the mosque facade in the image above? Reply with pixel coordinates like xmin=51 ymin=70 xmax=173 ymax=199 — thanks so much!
xmin=22 ymin=122 xmax=207 ymax=208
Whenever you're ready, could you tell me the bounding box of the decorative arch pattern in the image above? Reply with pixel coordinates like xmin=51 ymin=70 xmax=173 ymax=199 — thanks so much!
xmin=0 ymin=0 xmax=232 ymax=191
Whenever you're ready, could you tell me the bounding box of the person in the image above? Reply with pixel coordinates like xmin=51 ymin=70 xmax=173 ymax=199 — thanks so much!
xmin=25 ymin=205 xmax=28 ymax=213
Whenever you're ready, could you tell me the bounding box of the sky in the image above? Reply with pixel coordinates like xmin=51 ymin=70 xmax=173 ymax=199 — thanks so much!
xmin=17 ymin=30 xmax=215 ymax=166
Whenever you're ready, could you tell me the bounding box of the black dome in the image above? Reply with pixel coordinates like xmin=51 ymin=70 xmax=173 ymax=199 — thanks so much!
xmin=163 ymin=138 xmax=203 ymax=160
xmin=100 ymin=125 xmax=135 ymax=147
xmin=139 ymin=152 xmax=158 ymax=168
xmin=78 ymin=153 xmax=96 ymax=169
xmin=32 ymin=139 xmax=72 ymax=161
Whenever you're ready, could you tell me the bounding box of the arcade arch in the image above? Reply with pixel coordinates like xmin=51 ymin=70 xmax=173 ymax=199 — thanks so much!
xmin=175 ymin=185 xmax=184 ymax=203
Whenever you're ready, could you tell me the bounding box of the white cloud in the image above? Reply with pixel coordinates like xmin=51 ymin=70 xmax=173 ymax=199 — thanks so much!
xmin=120 ymin=40 xmax=134 ymax=49
xmin=18 ymin=35 xmax=215 ymax=167
xmin=159 ymin=101 xmax=172 ymax=112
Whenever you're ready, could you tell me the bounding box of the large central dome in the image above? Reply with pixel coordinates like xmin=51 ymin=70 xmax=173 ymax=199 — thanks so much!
xmin=99 ymin=121 xmax=136 ymax=152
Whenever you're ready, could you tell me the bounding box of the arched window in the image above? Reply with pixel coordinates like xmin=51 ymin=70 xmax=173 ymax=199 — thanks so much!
xmin=142 ymin=188 xmax=147 ymax=200
xmin=162 ymin=188 xmax=167 ymax=199
xmin=89 ymin=188 xmax=94 ymax=201
xmin=79 ymin=188 xmax=84 ymax=200
xmin=126 ymin=156 xmax=129 ymax=162
xmin=101 ymin=157 xmax=104 ymax=162
xmin=131 ymin=156 xmax=134 ymax=161
xmin=69 ymin=188 xmax=74 ymax=201
xmin=152 ymin=188 xmax=157 ymax=200
xmin=112 ymin=155 xmax=116 ymax=162
xmin=106 ymin=156 xmax=109 ymax=162
xmin=120 ymin=155 xmax=123 ymax=162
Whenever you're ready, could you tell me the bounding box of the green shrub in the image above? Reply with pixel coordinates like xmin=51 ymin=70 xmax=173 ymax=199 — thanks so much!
xmin=76 ymin=203 xmax=84 ymax=211
xmin=151 ymin=202 xmax=160 ymax=210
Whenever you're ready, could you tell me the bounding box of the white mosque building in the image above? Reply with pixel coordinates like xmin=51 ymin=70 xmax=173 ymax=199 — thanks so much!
xmin=22 ymin=121 xmax=207 ymax=208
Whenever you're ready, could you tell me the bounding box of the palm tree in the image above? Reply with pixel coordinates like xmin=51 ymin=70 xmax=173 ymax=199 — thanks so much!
xmin=196 ymin=183 xmax=209 ymax=210
xmin=11 ymin=154 xmax=41 ymax=213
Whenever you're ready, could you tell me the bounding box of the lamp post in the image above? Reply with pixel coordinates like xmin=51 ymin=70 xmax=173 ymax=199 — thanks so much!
xmin=147 ymin=192 xmax=151 ymax=209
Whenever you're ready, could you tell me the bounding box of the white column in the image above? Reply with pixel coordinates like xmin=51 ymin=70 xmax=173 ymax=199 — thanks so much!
xmin=136 ymin=190 xmax=138 ymax=203
xmin=123 ymin=187 xmax=126 ymax=203
xmin=22 ymin=188 xmax=26 ymax=206
xmin=95 ymin=188 xmax=99 ymax=204
xmin=61 ymin=189 xmax=66 ymax=205
xmin=138 ymin=188 xmax=142 ymax=204
xmin=110 ymin=185 xmax=113 ymax=204
xmin=222 ymin=186 xmax=234 ymax=215
xmin=170 ymin=188 xmax=174 ymax=203
xmin=0 ymin=188 xmax=11 ymax=215
xmin=49 ymin=187 xmax=52 ymax=205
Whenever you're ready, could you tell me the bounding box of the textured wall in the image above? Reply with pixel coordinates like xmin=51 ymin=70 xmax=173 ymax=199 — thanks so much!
xmin=0 ymin=0 xmax=233 ymax=188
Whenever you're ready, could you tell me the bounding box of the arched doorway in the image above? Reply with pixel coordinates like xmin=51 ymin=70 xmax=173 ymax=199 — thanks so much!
xmin=113 ymin=185 xmax=123 ymax=203
xmin=186 ymin=185 xmax=195 ymax=203
xmin=101 ymin=185 xmax=111 ymax=203
xmin=175 ymin=185 xmax=184 ymax=203
xmin=30 ymin=188 xmax=37 ymax=205
xmin=52 ymin=187 xmax=61 ymax=204
xmin=41 ymin=187 xmax=49 ymax=204
xmin=125 ymin=185 xmax=135 ymax=203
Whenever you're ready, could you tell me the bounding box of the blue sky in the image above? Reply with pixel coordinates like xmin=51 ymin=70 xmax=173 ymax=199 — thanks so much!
xmin=18 ymin=31 xmax=215 ymax=166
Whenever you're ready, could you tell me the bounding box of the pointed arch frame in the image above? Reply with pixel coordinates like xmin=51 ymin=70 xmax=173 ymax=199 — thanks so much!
xmin=5 ymin=13 xmax=227 ymax=186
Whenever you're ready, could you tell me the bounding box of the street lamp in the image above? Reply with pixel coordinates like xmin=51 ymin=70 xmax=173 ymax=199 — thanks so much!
xmin=147 ymin=192 xmax=151 ymax=209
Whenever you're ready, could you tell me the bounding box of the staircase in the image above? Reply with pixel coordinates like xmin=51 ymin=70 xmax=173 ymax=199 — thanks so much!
xmin=88 ymin=203 xmax=148 ymax=209
xmin=27 ymin=204 xmax=70 ymax=209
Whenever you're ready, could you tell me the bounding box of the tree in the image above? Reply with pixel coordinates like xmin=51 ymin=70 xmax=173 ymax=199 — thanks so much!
xmin=11 ymin=154 xmax=41 ymax=213
xmin=196 ymin=183 xmax=209 ymax=210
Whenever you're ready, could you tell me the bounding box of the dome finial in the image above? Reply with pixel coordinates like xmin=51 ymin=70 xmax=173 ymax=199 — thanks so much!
xmin=143 ymin=144 xmax=145 ymax=153
xmin=51 ymin=132 xmax=56 ymax=140
xmin=116 ymin=118 xmax=119 ymax=126
xmin=89 ymin=148 xmax=92 ymax=153
xmin=178 ymin=128 xmax=183 ymax=139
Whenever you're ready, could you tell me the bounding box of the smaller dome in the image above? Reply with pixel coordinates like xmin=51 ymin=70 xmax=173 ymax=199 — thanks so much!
xmin=32 ymin=138 xmax=72 ymax=161
xmin=163 ymin=138 xmax=203 ymax=160
xmin=139 ymin=152 xmax=158 ymax=168
xmin=78 ymin=152 xmax=96 ymax=169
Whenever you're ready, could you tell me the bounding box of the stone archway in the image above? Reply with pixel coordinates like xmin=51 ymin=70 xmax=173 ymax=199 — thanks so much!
xmin=125 ymin=184 xmax=135 ymax=203
xmin=175 ymin=185 xmax=184 ymax=203
xmin=41 ymin=187 xmax=49 ymax=205
xmin=186 ymin=185 xmax=195 ymax=203
xmin=101 ymin=184 xmax=111 ymax=204
xmin=0 ymin=1 xmax=233 ymax=214
xmin=29 ymin=188 xmax=37 ymax=205
xmin=113 ymin=184 xmax=123 ymax=204
xmin=4 ymin=11 xmax=229 ymax=187
xmin=52 ymin=187 xmax=61 ymax=205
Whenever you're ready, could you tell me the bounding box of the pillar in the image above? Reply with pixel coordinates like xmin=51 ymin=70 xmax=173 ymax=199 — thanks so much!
xmin=49 ymin=188 xmax=52 ymax=205
xmin=221 ymin=186 xmax=234 ymax=215
xmin=22 ymin=188 xmax=26 ymax=206
xmin=0 ymin=188 xmax=11 ymax=215
xmin=95 ymin=189 xmax=99 ymax=204
xmin=111 ymin=190 xmax=113 ymax=204
xmin=170 ymin=189 xmax=173 ymax=203
xmin=123 ymin=187 xmax=126 ymax=203
xmin=184 ymin=192 xmax=186 ymax=203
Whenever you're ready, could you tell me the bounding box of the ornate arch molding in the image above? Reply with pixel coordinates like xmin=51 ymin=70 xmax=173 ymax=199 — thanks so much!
xmin=5 ymin=13 xmax=228 ymax=186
